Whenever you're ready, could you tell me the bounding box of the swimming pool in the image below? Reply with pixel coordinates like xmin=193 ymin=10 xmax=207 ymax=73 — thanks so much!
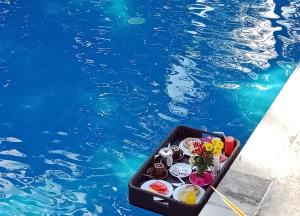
xmin=0 ymin=0 xmax=299 ymax=215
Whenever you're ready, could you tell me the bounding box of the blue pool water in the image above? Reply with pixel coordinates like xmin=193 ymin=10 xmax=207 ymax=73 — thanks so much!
xmin=0 ymin=0 xmax=299 ymax=215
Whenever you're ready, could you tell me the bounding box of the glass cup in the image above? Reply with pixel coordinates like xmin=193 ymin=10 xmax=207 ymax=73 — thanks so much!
xmin=180 ymin=187 xmax=197 ymax=205
xmin=153 ymin=162 xmax=165 ymax=177
xmin=225 ymin=136 xmax=235 ymax=156
xmin=171 ymin=145 xmax=181 ymax=160
xmin=186 ymin=187 xmax=197 ymax=204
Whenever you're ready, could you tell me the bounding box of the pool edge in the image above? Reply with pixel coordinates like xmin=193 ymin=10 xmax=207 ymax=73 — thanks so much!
xmin=199 ymin=64 xmax=300 ymax=216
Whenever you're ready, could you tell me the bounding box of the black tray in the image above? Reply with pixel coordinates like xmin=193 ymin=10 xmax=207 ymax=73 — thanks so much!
xmin=128 ymin=125 xmax=241 ymax=216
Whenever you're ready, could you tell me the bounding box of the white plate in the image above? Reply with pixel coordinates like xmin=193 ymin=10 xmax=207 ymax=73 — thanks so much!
xmin=179 ymin=138 xmax=202 ymax=156
xmin=169 ymin=163 xmax=192 ymax=178
xmin=140 ymin=180 xmax=173 ymax=197
xmin=172 ymin=184 xmax=205 ymax=204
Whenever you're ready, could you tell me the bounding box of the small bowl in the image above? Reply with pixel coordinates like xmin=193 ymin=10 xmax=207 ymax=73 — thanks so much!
xmin=220 ymin=154 xmax=227 ymax=163
xmin=189 ymin=171 xmax=213 ymax=187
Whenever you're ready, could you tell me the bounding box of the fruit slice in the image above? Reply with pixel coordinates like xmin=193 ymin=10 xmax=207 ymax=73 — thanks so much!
xmin=149 ymin=181 xmax=169 ymax=195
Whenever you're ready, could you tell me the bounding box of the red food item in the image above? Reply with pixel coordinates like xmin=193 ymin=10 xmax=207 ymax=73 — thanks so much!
xmin=192 ymin=143 xmax=203 ymax=155
xmin=149 ymin=181 xmax=169 ymax=195
xmin=225 ymin=136 xmax=234 ymax=156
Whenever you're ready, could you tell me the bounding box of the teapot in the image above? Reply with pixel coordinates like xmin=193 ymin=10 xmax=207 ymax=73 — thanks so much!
xmin=155 ymin=145 xmax=173 ymax=168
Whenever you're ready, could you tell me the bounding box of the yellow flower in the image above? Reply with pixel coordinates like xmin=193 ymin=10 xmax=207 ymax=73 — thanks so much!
xmin=216 ymin=141 xmax=223 ymax=148
xmin=213 ymin=149 xmax=221 ymax=156
xmin=212 ymin=138 xmax=224 ymax=149
xmin=204 ymin=142 xmax=213 ymax=152
xmin=214 ymin=144 xmax=223 ymax=151
xmin=213 ymin=145 xmax=223 ymax=156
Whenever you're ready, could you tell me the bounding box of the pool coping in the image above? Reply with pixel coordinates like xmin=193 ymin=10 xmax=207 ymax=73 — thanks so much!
xmin=199 ymin=64 xmax=300 ymax=216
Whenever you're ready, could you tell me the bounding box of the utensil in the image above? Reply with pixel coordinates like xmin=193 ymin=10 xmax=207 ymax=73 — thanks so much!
xmin=142 ymin=174 xmax=152 ymax=178
xmin=176 ymin=175 xmax=185 ymax=185
xmin=156 ymin=146 xmax=173 ymax=168
xmin=210 ymin=186 xmax=247 ymax=216
xmin=170 ymin=167 xmax=186 ymax=185
xmin=171 ymin=182 xmax=183 ymax=187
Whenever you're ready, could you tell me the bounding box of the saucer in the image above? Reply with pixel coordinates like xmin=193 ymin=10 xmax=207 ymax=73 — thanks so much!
xmin=179 ymin=138 xmax=202 ymax=156
xmin=169 ymin=163 xmax=192 ymax=178
xmin=146 ymin=167 xmax=169 ymax=180
xmin=173 ymin=150 xmax=185 ymax=161
xmin=141 ymin=180 xmax=173 ymax=198
xmin=172 ymin=184 xmax=205 ymax=204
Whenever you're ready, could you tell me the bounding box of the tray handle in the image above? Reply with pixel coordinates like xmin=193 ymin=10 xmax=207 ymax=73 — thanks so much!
xmin=152 ymin=196 xmax=170 ymax=208
xmin=130 ymin=187 xmax=173 ymax=213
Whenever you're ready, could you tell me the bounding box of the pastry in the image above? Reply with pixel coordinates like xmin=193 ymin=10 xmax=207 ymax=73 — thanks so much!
xmin=183 ymin=138 xmax=193 ymax=149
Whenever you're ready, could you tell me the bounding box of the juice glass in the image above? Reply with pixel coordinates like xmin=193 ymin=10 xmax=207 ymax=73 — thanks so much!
xmin=185 ymin=187 xmax=197 ymax=205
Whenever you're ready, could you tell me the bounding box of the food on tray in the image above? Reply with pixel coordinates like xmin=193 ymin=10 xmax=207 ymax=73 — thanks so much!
xmin=178 ymin=185 xmax=199 ymax=204
xmin=149 ymin=181 xmax=169 ymax=195
xmin=182 ymin=138 xmax=202 ymax=154
xmin=183 ymin=138 xmax=193 ymax=148
xmin=186 ymin=185 xmax=200 ymax=195
xmin=170 ymin=163 xmax=192 ymax=178
xmin=188 ymin=144 xmax=195 ymax=154
xmin=189 ymin=172 xmax=213 ymax=186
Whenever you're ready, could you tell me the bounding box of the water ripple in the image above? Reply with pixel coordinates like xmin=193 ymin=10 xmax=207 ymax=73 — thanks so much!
xmin=0 ymin=0 xmax=299 ymax=215
xmin=277 ymin=1 xmax=300 ymax=58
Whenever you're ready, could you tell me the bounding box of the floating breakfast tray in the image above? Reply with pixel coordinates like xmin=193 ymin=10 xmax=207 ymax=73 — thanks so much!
xmin=128 ymin=125 xmax=241 ymax=216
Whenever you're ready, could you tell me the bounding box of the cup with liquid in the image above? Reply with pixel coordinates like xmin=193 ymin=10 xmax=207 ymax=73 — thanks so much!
xmin=225 ymin=136 xmax=235 ymax=156
xmin=153 ymin=162 xmax=165 ymax=178
xmin=171 ymin=145 xmax=182 ymax=160
xmin=179 ymin=186 xmax=197 ymax=205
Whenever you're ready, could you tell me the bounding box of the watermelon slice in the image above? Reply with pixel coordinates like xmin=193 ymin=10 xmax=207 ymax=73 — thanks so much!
xmin=149 ymin=181 xmax=169 ymax=195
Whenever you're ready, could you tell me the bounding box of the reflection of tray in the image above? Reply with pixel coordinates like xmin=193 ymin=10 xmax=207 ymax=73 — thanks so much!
xmin=128 ymin=125 xmax=241 ymax=216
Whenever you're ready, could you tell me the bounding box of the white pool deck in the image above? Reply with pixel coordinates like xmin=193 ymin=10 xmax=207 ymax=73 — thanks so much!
xmin=200 ymin=64 xmax=300 ymax=216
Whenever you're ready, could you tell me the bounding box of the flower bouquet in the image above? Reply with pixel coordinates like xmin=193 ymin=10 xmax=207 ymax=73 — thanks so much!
xmin=189 ymin=137 xmax=224 ymax=186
